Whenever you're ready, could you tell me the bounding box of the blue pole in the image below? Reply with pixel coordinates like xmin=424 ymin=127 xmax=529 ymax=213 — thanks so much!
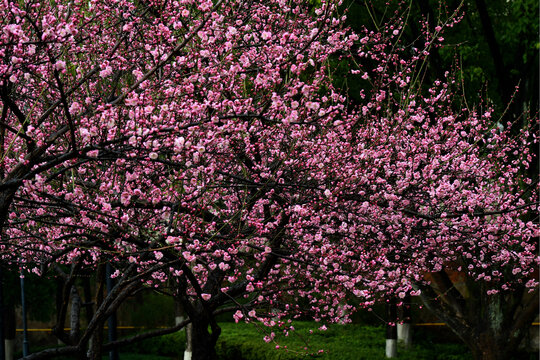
xmin=20 ymin=271 xmax=29 ymax=357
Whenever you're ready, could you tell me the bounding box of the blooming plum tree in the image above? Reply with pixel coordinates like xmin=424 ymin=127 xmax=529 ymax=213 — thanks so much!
xmin=2 ymin=0 xmax=357 ymax=359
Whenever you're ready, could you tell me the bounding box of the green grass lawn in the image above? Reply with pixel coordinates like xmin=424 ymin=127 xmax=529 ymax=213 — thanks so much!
xmin=216 ymin=322 xmax=473 ymax=360
xmin=125 ymin=321 xmax=475 ymax=360
xmin=22 ymin=322 xmax=535 ymax=359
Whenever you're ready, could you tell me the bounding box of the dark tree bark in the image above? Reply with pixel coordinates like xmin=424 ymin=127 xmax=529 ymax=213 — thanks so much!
xmin=82 ymin=277 xmax=94 ymax=325
xmin=418 ymin=271 xmax=538 ymax=360
xmin=191 ymin=317 xmax=220 ymax=360
xmin=87 ymin=265 xmax=106 ymax=360
xmin=178 ymin=291 xmax=221 ymax=360
xmin=69 ymin=286 xmax=81 ymax=344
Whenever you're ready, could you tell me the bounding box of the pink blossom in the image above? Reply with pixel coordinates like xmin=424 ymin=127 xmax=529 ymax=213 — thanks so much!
xmin=233 ymin=310 xmax=243 ymax=323
xmin=69 ymin=102 xmax=82 ymax=114
xmin=99 ymin=65 xmax=113 ymax=78
xmin=55 ymin=60 xmax=66 ymax=71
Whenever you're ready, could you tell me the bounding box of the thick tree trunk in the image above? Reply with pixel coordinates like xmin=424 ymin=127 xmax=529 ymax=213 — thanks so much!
xmin=87 ymin=266 xmax=106 ymax=360
xmin=190 ymin=319 xmax=219 ymax=360
xmin=70 ymin=286 xmax=81 ymax=343
xmin=87 ymin=321 xmax=104 ymax=360
xmin=418 ymin=274 xmax=538 ymax=360
xmin=82 ymin=277 xmax=94 ymax=324
xmin=468 ymin=334 xmax=510 ymax=360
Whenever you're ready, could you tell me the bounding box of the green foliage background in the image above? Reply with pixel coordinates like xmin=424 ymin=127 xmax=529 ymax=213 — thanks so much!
xmin=339 ymin=0 xmax=538 ymax=115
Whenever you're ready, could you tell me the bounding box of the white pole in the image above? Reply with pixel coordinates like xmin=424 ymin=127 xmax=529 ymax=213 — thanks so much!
xmin=397 ymin=323 xmax=412 ymax=347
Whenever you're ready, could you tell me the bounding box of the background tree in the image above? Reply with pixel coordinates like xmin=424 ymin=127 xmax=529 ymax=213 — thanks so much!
xmin=303 ymin=3 xmax=539 ymax=358
xmin=342 ymin=0 xmax=539 ymax=120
